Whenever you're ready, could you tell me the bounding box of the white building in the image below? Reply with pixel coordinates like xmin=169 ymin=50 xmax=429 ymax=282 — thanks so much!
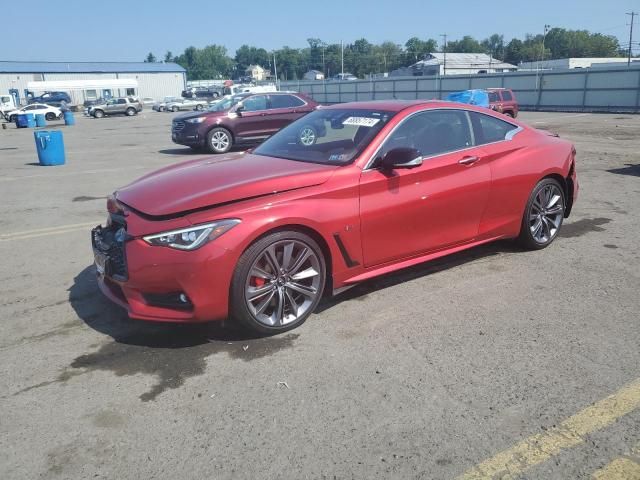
xmin=304 ymin=70 xmax=325 ymax=81
xmin=518 ymin=57 xmax=640 ymax=70
xmin=0 ymin=61 xmax=186 ymax=106
xmin=245 ymin=65 xmax=271 ymax=81
xmin=391 ymin=53 xmax=517 ymax=77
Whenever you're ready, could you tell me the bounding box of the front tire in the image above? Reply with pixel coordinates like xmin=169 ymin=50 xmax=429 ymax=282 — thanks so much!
xmin=125 ymin=107 xmax=136 ymax=116
xmin=45 ymin=112 xmax=56 ymax=120
xmin=206 ymin=127 xmax=232 ymax=154
xmin=196 ymin=104 xmax=204 ymax=111
xmin=171 ymin=106 xmax=179 ymax=112
xmin=518 ymin=178 xmax=565 ymax=250
xmin=93 ymin=109 xmax=104 ymax=118
xmin=230 ymin=230 xmax=326 ymax=334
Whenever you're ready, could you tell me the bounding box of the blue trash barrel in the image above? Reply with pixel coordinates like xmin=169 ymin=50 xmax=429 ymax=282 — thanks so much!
xmin=16 ymin=114 xmax=29 ymax=128
xmin=34 ymin=130 xmax=66 ymax=166
xmin=26 ymin=113 xmax=36 ymax=128
xmin=35 ymin=114 xmax=46 ymax=127
xmin=63 ymin=111 xmax=75 ymax=126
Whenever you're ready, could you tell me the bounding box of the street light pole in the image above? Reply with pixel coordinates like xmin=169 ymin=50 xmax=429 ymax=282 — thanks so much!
xmin=627 ymin=12 xmax=637 ymax=67
xmin=440 ymin=34 xmax=447 ymax=75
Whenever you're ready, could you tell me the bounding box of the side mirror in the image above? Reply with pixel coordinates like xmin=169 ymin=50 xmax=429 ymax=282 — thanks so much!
xmin=235 ymin=103 xmax=245 ymax=116
xmin=380 ymin=147 xmax=423 ymax=170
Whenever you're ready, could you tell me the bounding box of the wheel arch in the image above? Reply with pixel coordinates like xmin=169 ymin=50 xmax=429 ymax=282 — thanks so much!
xmin=238 ymin=223 xmax=334 ymax=296
xmin=206 ymin=123 xmax=234 ymax=143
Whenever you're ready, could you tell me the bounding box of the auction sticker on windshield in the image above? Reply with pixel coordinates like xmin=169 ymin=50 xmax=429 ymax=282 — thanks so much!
xmin=342 ymin=117 xmax=380 ymax=127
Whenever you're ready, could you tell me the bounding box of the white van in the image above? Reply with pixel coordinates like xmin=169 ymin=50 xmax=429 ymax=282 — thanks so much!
xmin=222 ymin=84 xmax=278 ymax=96
xmin=1 ymin=94 xmax=16 ymax=117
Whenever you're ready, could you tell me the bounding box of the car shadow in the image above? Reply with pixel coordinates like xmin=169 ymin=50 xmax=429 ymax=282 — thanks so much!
xmin=607 ymin=164 xmax=640 ymax=177
xmin=316 ymin=240 xmax=522 ymax=313
xmin=69 ymin=266 xmax=265 ymax=348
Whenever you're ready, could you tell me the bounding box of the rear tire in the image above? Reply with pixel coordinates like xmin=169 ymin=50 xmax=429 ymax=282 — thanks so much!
xmin=504 ymin=111 xmax=514 ymax=118
xmin=196 ymin=104 xmax=204 ymax=111
xmin=518 ymin=178 xmax=565 ymax=250
xmin=171 ymin=106 xmax=179 ymax=112
xmin=93 ymin=109 xmax=104 ymax=118
xmin=45 ymin=112 xmax=56 ymax=120
xmin=206 ymin=127 xmax=232 ymax=154
xmin=8 ymin=115 xmax=15 ymax=123
xmin=230 ymin=230 xmax=326 ymax=335
xmin=125 ymin=107 xmax=136 ymax=116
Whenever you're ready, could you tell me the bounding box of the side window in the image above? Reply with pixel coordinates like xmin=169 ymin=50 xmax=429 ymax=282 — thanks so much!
xmin=242 ymin=95 xmax=267 ymax=112
xmin=501 ymin=90 xmax=513 ymax=101
xmin=378 ymin=110 xmax=473 ymax=162
xmin=116 ymin=99 xmax=126 ymax=104
xmin=488 ymin=91 xmax=499 ymax=102
xmin=470 ymin=112 xmax=519 ymax=145
xmin=269 ymin=94 xmax=305 ymax=109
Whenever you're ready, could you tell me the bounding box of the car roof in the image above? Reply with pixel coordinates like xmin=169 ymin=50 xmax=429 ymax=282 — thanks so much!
xmin=322 ymin=99 xmax=457 ymax=112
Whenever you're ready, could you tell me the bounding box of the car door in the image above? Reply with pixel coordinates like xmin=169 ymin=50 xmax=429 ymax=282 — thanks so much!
xmin=359 ymin=109 xmax=491 ymax=267
xmin=233 ymin=95 xmax=270 ymax=140
xmin=266 ymin=94 xmax=309 ymax=132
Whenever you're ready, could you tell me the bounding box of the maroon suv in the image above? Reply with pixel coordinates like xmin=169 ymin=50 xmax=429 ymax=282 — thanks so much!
xmin=172 ymin=92 xmax=318 ymax=153
xmin=487 ymin=88 xmax=519 ymax=118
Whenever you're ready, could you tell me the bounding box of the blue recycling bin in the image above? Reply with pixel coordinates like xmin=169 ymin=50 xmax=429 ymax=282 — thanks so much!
xmin=34 ymin=130 xmax=66 ymax=166
xmin=16 ymin=114 xmax=29 ymax=128
xmin=63 ymin=111 xmax=75 ymax=126
xmin=25 ymin=113 xmax=36 ymax=127
xmin=35 ymin=114 xmax=46 ymax=127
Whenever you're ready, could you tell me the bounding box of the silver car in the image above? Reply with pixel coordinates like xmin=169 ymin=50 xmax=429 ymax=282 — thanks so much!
xmin=165 ymin=98 xmax=208 ymax=112
xmin=152 ymin=96 xmax=179 ymax=112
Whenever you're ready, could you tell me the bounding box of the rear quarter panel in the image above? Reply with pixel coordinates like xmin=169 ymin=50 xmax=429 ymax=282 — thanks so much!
xmin=478 ymin=129 xmax=574 ymax=239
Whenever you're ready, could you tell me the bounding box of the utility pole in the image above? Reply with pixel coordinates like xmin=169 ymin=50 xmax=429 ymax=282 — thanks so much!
xmin=440 ymin=34 xmax=447 ymax=75
xmin=341 ymin=40 xmax=344 ymax=77
xmin=627 ymin=11 xmax=637 ymax=67
xmin=273 ymin=52 xmax=278 ymax=88
xmin=536 ymin=24 xmax=551 ymax=91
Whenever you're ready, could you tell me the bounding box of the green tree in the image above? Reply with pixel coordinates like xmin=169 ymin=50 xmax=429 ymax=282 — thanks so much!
xmin=504 ymin=38 xmax=524 ymax=64
xmin=234 ymin=45 xmax=270 ymax=77
xmin=446 ymin=36 xmax=484 ymax=53
xmin=405 ymin=37 xmax=438 ymax=62
xmin=164 ymin=51 xmax=173 ymax=62
xmin=173 ymin=45 xmax=233 ymax=80
xmin=481 ymin=34 xmax=505 ymax=60
xmin=144 ymin=52 xmax=156 ymax=63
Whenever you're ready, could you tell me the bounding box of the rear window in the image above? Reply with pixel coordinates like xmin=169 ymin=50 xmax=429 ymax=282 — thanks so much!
xmin=270 ymin=94 xmax=305 ymax=109
xmin=470 ymin=112 xmax=519 ymax=144
xmin=501 ymin=90 xmax=513 ymax=101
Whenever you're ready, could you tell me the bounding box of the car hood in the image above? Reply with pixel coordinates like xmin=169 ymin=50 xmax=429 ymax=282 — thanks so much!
xmin=174 ymin=110 xmax=225 ymax=121
xmin=116 ymin=153 xmax=338 ymax=217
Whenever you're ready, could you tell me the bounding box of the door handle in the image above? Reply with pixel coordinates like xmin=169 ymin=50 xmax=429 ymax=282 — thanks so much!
xmin=458 ymin=155 xmax=480 ymax=165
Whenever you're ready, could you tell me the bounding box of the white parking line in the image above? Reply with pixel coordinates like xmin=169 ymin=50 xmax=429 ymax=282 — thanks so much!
xmin=0 ymin=221 xmax=100 ymax=242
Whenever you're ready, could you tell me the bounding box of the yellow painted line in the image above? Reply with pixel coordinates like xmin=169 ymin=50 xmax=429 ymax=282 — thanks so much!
xmin=0 ymin=221 xmax=100 ymax=242
xmin=458 ymin=378 xmax=640 ymax=480
xmin=592 ymin=458 xmax=640 ymax=480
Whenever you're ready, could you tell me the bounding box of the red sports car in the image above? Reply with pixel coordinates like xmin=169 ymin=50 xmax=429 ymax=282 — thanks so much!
xmin=92 ymin=100 xmax=578 ymax=334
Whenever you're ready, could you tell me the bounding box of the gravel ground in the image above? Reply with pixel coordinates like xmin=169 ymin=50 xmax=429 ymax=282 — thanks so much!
xmin=0 ymin=110 xmax=638 ymax=479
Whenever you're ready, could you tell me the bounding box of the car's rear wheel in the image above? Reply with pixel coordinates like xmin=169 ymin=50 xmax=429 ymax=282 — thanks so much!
xmin=518 ymin=178 xmax=565 ymax=250
xmin=125 ymin=107 xmax=136 ymax=116
xmin=230 ymin=231 xmax=326 ymax=334
xmin=212 ymin=92 xmax=219 ymax=98
xmin=93 ymin=109 xmax=104 ymax=118
xmin=195 ymin=104 xmax=204 ymax=111
xmin=298 ymin=125 xmax=317 ymax=146
xmin=8 ymin=115 xmax=15 ymax=123
xmin=171 ymin=106 xmax=179 ymax=112
xmin=206 ymin=127 xmax=232 ymax=154
xmin=45 ymin=112 xmax=56 ymax=120
xmin=504 ymin=111 xmax=514 ymax=118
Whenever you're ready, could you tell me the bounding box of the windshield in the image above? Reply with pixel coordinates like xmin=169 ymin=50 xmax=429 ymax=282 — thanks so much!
xmin=253 ymin=108 xmax=395 ymax=165
xmin=207 ymin=94 xmax=247 ymax=112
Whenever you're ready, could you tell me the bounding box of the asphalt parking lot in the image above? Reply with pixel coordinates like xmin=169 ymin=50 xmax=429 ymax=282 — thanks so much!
xmin=1 ymin=109 xmax=639 ymax=480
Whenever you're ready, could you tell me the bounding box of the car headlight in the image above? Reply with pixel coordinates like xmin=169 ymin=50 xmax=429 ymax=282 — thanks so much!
xmin=143 ymin=219 xmax=240 ymax=250
xmin=185 ymin=117 xmax=206 ymax=124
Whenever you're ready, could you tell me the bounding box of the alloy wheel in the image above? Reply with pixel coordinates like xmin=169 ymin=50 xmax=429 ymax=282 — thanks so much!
xmin=299 ymin=127 xmax=316 ymax=146
xmin=528 ymin=183 xmax=564 ymax=244
xmin=210 ymin=131 xmax=230 ymax=151
xmin=244 ymin=240 xmax=322 ymax=327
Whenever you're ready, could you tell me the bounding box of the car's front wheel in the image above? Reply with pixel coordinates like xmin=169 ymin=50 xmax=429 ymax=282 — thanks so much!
xmin=171 ymin=106 xmax=179 ymax=112
xmin=230 ymin=230 xmax=326 ymax=334
xmin=195 ymin=104 xmax=204 ymax=111
xmin=93 ymin=109 xmax=105 ymax=118
xmin=206 ymin=127 xmax=232 ymax=153
xmin=518 ymin=178 xmax=565 ymax=249
xmin=8 ymin=115 xmax=15 ymax=123
xmin=45 ymin=112 xmax=56 ymax=120
xmin=125 ymin=107 xmax=136 ymax=116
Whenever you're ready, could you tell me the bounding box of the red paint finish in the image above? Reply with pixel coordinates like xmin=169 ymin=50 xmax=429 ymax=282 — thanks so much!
xmin=94 ymin=100 xmax=577 ymax=323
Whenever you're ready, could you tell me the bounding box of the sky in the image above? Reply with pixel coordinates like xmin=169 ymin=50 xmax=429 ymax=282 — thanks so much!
xmin=1 ymin=0 xmax=638 ymax=62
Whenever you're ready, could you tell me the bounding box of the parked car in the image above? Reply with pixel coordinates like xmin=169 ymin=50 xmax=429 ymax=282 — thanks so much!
xmin=165 ymin=98 xmax=208 ymax=112
xmin=93 ymin=100 xmax=578 ymax=334
xmin=28 ymin=91 xmax=71 ymax=106
xmin=90 ymin=97 xmax=143 ymax=118
xmin=6 ymin=103 xmax=62 ymax=122
xmin=171 ymin=92 xmax=318 ymax=153
xmin=330 ymin=73 xmax=358 ymax=81
xmin=486 ymin=88 xmax=518 ymax=117
xmin=153 ymin=96 xmax=179 ymax=112
xmin=141 ymin=97 xmax=155 ymax=105
xmin=182 ymin=87 xmax=222 ymax=99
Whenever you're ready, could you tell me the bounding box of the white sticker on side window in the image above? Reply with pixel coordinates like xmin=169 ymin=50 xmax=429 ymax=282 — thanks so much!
xmin=342 ymin=117 xmax=380 ymax=127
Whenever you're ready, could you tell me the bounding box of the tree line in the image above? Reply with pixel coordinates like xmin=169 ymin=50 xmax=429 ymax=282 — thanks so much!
xmin=144 ymin=28 xmax=624 ymax=80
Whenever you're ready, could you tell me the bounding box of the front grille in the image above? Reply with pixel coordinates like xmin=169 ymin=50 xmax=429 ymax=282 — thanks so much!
xmin=92 ymin=218 xmax=128 ymax=280
xmin=173 ymin=121 xmax=185 ymax=132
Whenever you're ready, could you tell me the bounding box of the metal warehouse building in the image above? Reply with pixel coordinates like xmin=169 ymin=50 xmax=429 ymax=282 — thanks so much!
xmin=0 ymin=61 xmax=186 ymax=106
